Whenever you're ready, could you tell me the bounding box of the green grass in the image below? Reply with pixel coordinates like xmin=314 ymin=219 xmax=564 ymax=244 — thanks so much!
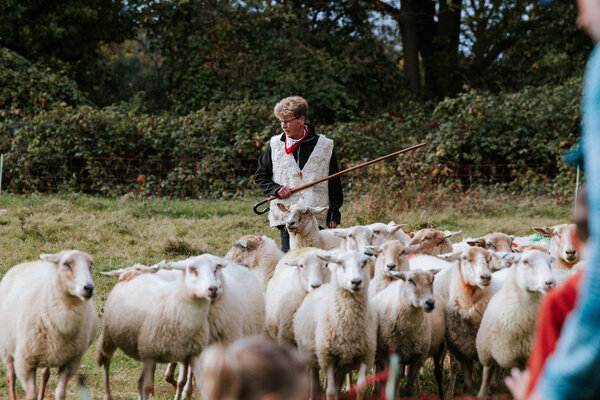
xmin=0 ymin=192 xmax=571 ymax=399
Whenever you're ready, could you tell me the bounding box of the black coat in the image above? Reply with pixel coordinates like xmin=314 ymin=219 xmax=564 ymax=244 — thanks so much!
xmin=254 ymin=123 xmax=343 ymax=224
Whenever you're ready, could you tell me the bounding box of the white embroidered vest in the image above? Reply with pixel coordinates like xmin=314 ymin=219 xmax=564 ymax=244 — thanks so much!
xmin=268 ymin=134 xmax=333 ymax=227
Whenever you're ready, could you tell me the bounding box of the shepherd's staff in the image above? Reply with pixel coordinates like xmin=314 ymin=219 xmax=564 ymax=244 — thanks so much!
xmin=253 ymin=142 xmax=427 ymax=215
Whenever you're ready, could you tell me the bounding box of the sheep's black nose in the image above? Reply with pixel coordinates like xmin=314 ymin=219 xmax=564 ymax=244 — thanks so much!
xmin=83 ymin=284 xmax=95 ymax=298
xmin=480 ymin=274 xmax=491 ymax=282
xmin=208 ymin=286 xmax=218 ymax=298
xmin=386 ymin=264 xmax=396 ymax=271
xmin=351 ymin=278 xmax=362 ymax=286
xmin=424 ymin=299 xmax=435 ymax=311
xmin=311 ymin=282 xmax=322 ymax=289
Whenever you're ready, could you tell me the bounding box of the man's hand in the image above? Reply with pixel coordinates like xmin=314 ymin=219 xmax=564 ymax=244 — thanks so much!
xmin=328 ymin=221 xmax=337 ymax=229
xmin=505 ymin=368 xmax=531 ymax=400
xmin=277 ymin=186 xmax=291 ymax=198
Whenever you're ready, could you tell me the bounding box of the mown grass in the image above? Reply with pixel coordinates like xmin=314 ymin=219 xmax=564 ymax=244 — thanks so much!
xmin=0 ymin=192 xmax=572 ymax=399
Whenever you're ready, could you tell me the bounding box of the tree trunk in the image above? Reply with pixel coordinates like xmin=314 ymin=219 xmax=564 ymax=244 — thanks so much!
xmin=400 ymin=0 xmax=422 ymax=92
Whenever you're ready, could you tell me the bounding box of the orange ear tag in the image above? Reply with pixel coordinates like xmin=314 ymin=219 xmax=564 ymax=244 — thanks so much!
xmin=297 ymin=171 xmax=303 ymax=179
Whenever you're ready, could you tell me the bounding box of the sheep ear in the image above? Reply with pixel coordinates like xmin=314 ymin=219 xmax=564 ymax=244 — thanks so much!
xmin=467 ymin=238 xmax=485 ymax=247
xmin=163 ymin=260 xmax=188 ymax=270
xmin=100 ymin=269 xmax=126 ymax=277
xmin=233 ymin=240 xmax=248 ymax=249
xmin=317 ymin=252 xmax=338 ymax=264
xmin=391 ymin=225 xmax=405 ymax=234
xmin=532 ymin=226 xmax=553 ymax=237
xmin=400 ymin=244 xmax=419 ymax=256
xmin=309 ymin=206 xmax=328 ymax=216
xmin=277 ymin=203 xmax=290 ymax=213
xmin=40 ymin=251 xmax=67 ymax=264
xmin=437 ymin=252 xmax=459 ymax=262
xmin=430 ymin=268 xmax=442 ymax=276
xmin=444 ymin=230 xmax=462 ymax=239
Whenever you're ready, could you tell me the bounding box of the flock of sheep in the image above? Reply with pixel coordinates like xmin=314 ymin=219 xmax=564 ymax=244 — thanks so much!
xmin=0 ymin=202 xmax=581 ymax=400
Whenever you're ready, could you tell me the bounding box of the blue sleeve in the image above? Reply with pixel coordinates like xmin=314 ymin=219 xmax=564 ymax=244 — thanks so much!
xmin=538 ymin=45 xmax=600 ymax=400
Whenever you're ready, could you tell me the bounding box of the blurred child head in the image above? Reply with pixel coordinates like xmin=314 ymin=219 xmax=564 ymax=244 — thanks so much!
xmin=577 ymin=0 xmax=600 ymax=42
xmin=199 ymin=335 xmax=309 ymax=400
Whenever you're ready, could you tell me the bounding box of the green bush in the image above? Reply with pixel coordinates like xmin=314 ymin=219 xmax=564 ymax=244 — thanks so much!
xmin=0 ymin=48 xmax=90 ymax=114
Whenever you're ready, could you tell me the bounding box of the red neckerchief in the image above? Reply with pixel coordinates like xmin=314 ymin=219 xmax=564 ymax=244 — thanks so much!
xmin=284 ymin=125 xmax=309 ymax=154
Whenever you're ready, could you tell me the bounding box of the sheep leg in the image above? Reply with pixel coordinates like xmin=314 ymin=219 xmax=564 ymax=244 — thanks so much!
xmin=14 ymin=357 xmax=36 ymax=400
xmin=433 ymin=345 xmax=445 ymax=399
xmin=325 ymin=365 xmax=337 ymax=400
xmin=165 ymin=362 xmax=177 ymax=387
xmin=459 ymin=357 xmax=474 ymax=395
xmin=5 ymin=356 xmax=17 ymax=400
xmin=38 ymin=367 xmax=50 ymax=400
xmin=477 ymin=364 xmax=494 ymax=400
xmin=173 ymin=362 xmax=188 ymax=400
xmin=55 ymin=362 xmax=77 ymax=400
xmin=406 ymin=357 xmax=426 ymax=396
xmin=138 ymin=361 xmax=156 ymax=400
xmin=356 ymin=363 xmax=368 ymax=400
xmin=182 ymin=367 xmax=194 ymax=399
xmin=444 ymin=353 xmax=460 ymax=399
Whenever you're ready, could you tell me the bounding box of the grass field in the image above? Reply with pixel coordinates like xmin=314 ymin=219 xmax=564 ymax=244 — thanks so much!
xmin=0 ymin=192 xmax=573 ymax=399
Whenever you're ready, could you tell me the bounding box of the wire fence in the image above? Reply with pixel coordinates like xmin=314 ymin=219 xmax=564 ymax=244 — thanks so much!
xmin=0 ymin=153 xmax=572 ymax=200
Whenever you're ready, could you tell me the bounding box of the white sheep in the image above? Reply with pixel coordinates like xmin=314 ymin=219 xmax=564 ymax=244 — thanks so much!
xmin=293 ymin=249 xmax=377 ymax=399
xmin=0 ymin=250 xmax=98 ymax=400
xmin=532 ymin=224 xmax=580 ymax=269
xmin=265 ymin=248 xmax=331 ymax=344
xmin=277 ymin=203 xmax=342 ymax=250
xmin=408 ymin=228 xmax=462 ymax=256
xmin=434 ymin=246 xmax=497 ymax=397
xmin=371 ymin=269 xmax=443 ymax=397
xmin=369 ymin=239 xmax=413 ymax=298
xmin=96 ymin=254 xmax=224 ymax=400
xmin=333 ymin=225 xmax=375 ymax=251
xmin=224 ymin=234 xmax=284 ymax=293
xmin=453 ymin=232 xmax=515 ymax=253
xmin=368 ymin=221 xmax=411 ymax=247
xmin=476 ymin=250 xmax=556 ymax=399
xmin=164 ymin=256 xmax=265 ymax=398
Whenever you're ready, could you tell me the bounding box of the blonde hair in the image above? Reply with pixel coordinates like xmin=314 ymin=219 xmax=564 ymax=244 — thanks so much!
xmin=274 ymin=96 xmax=308 ymax=120
xmin=200 ymin=335 xmax=308 ymax=400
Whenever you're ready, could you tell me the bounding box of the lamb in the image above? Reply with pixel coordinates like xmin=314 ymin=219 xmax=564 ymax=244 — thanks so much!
xmin=434 ymin=246 xmax=497 ymax=397
xmin=476 ymin=250 xmax=556 ymax=399
xmin=265 ymin=248 xmax=331 ymax=344
xmin=277 ymin=203 xmax=342 ymax=250
xmin=408 ymin=228 xmax=462 ymax=256
xmin=0 ymin=250 xmax=98 ymax=400
xmin=293 ymin=249 xmax=377 ymax=399
xmin=368 ymin=239 xmax=412 ymax=298
xmin=371 ymin=269 xmax=443 ymax=397
xmin=96 ymin=254 xmax=224 ymax=400
xmin=224 ymin=234 xmax=284 ymax=292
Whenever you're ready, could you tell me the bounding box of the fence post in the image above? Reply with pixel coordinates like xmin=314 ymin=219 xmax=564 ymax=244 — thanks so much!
xmin=0 ymin=153 xmax=3 ymax=196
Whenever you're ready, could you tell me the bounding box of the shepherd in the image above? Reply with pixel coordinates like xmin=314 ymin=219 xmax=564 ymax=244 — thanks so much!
xmin=254 ymin=96 xmax=343 ymax=253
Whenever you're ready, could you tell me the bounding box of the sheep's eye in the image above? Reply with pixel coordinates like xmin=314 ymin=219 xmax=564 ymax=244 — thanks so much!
xmin=487 ymin=242 xmax=495 ymax=249
xmin=425 ymin=236 xmax=432 ymax=241
xmin=373 ymin=230 xmax=381 ymax=235
xmin=349 ymin=234 xmax=354 ymax=239
xmin=299 ymin=264 xmax=304 ymax=269
xmin=63 ymin=262 xmax=72 ymax=270
xmin=523 ymin=259 xmax=529 ymax=264
xmin=408 ymin=279 xmax=415 ymax=285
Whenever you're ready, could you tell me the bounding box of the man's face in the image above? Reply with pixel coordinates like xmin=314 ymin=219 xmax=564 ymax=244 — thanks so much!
xmin=577 ymin=0 xmax=600 ymax=42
